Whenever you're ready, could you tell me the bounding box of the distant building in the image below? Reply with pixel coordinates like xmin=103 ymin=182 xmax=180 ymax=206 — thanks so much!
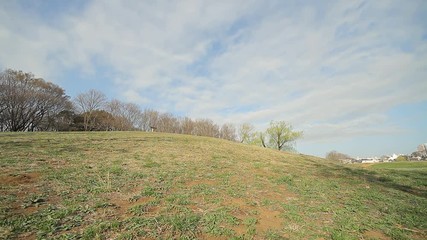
xmin=339 ymin=158 xmax=353 ymax=164
xmin=353 ymin=157 xmax=380 ymax=164
xmin=350 ymin=150 xmax=426 ymax=164
xmin=415 ymin=143 xmax=427 ymax=160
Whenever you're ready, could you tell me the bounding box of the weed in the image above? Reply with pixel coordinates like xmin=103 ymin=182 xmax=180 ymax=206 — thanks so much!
xmin=202 ymin=208 xmax=239 ymax=237
xmin=141 ymin=186 xmax=164 ymax=198
xmin=128 ymin=200 xmax=160 ymax=216
xmin=276 ymin=175 xmax=294 ymax=185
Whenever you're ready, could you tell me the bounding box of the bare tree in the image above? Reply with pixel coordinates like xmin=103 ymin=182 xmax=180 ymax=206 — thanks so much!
xmin=325 ymin=151 xmax=352 ymax=161
xmin=141 ymin=108 xmax=159 ymax=131
xmin=193 ymin=119 xmax=220 ymax=138
xmin=123 ymin=102 xmax=143 ymax=130
xmin=106 ymin=99 xmax=142 ymax=130
xmin=90 ymin=110 xmax=115 ymax=131
xmin=220 ymin=123 xmax=237 ymax=141
xmin=106 ymin=99 xmax=124 ymax=130
xmin=157 ymin=113 xmax=180 ymax=133
xmin=0 ymin=73 xmax=8 ymax=130
xmin=74 ymin=89 xmax=107 ymax=131
xmin=180 ymin=117 xmax=195 ymax=135
xmin=0 ymin=69 xmax=71 ymax=131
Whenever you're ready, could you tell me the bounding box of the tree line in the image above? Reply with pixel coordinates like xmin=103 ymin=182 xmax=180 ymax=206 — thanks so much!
xmin=0 ymin=69 xmax=302 ymax=151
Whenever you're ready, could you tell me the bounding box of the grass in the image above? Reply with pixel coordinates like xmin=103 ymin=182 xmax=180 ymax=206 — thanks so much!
xmin=0 ymin=131 xmax=426 ymax=239
xmin=369 ymin=161 xmax=427 ymax=170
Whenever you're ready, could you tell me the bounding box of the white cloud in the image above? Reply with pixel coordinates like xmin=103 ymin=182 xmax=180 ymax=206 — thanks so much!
xmin=0 ymin=0 xmax=426 ymax=153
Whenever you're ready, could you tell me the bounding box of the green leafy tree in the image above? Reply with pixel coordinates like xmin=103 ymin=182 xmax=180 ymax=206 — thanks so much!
xmin=238 ymin=123 xmax=255 ymax=143
xmin=266 ymin=121 xmax=303 ymax=151
xmin=247 ymin=131 xmax=267 ymax=147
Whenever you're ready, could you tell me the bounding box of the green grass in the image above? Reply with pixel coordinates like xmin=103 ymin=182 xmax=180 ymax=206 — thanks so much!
xmin=370 ymin=161 xmax=427 ymax=170
xmin=0 ymin=132 xmax=426 ymax=239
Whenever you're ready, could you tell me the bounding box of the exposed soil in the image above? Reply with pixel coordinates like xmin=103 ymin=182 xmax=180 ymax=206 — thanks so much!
xmin=363 ymin=230 xmax=391 ymax=240
xmin=0 ymin=172 xmax=39 ymax=185
xmin=200 ymin=234 xmax=228 ymax=240
xmin=225 ymin=197 xmax=284 ymax=236
xmin=16 ymin=232 xmax=36 ymax=240
xmin=107 ymin=191 xmax=155 ymax=217
xmin=260 ymin=186 xmax=298 ymax=202
xmin=186 ymin=179 xmax=216 ymax=187
xmin=18 ymin=205 xmax=46 ymax=215
xmin=257 ymin=208 xmax=282 ymax=231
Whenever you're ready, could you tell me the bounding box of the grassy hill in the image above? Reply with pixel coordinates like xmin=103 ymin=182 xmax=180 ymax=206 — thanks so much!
xmin=0 ymin=132 xmax=426 ymax=240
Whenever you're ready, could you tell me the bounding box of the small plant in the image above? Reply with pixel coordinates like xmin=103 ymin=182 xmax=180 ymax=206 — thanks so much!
xmin=128 ymin=200 xmax=159 ymax=216
xmin=168 ymin=212 xmax=202 ymax=238
xmin=276 ymin=175 xmax=293 ymax=185
xmin=141 ymin=186 xmax=164 ymax=198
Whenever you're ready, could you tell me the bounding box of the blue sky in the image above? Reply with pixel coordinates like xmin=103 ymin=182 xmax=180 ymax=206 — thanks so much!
xmin=0 ymin=0 xmax=426 ymax=157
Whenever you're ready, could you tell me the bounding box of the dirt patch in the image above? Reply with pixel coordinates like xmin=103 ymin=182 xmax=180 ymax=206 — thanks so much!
xmin=410 ymin=233 xmax=427 ymax=240
xmin=257 ymin=208 xmax=282 ymax=231
xmin=107 ymin=192 xmax=155 ymax=216
xmin=228 ymin=197 xmax=248 ymax=208
xmin=12 ymin=193 xmax=59 ymax=216
xmin=17 ymin=231 xmax=36 ymax=240
xmin=225 ymin=197 xmax=283 ymax=235
xmin=0 ymin=172 xmax=39 ymax=185
xmin=363 ymin=230 xmax=391 ymax=240
xmin=186 ymin=179 xmax=216 ymax=187
xmin=232 ymin=224 xmax=247 ymax=236
xmin=199 ymin=234 xmax=228 ymax=240
xmin=19 ymin=205 xmax=46 ymax=215
xmin=260 ymin=186 xmax=297 ymax=202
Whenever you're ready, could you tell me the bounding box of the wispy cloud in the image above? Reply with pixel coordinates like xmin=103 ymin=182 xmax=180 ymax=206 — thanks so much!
xmin=0 ymin=0 xmax=426 ymax=156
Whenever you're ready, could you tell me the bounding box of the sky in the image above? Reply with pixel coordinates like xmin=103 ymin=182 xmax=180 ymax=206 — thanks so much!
xmin=0 ymin=0 xmax=426 ymax=158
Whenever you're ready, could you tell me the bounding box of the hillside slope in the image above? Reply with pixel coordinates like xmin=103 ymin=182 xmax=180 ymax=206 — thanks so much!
xmin=0 ymin=132 xmax=426 ymax=239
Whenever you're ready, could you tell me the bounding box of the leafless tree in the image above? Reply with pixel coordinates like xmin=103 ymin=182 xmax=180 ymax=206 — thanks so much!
xmin=0 ymin=69 xmax=71 ymax=131
xmin=193 ymin=119 xmax=220 ymax=138
xmin=141 ymin=108 xmax=159 ymax=131
xmin=106 ymin=99 xmax=142 ymax=130
xmin=180 ymin=117 xmax=195 ymax=135
xmin=123 ymin=102 xmax=143 ymax=130
xmin=220 ymin=123 xmax=237 ymax=141
xmin=157 ymin=113 xmax=180 ymax=133
xmin=325 ymin=151 xmax=352 ymax=161
xmin=74 ymin=89 xmax=107 ymax=131
xmin=90 ymin=110 xmax=116 ymax=131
